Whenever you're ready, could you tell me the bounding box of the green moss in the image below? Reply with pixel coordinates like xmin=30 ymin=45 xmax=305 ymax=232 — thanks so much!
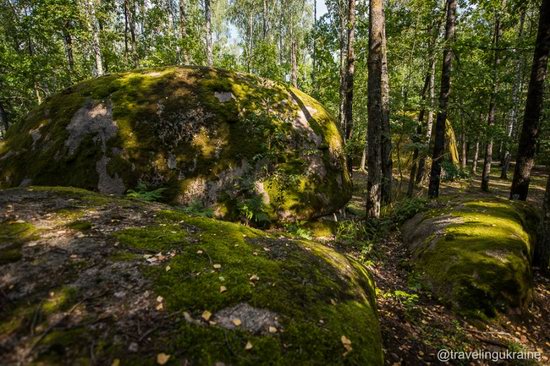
xmin=66 ymin=220 xmax=92 ymax=231
xmin=111 ymin=206 xmax=383 ymax=365
xmin=41 ymin=286 xmax=79 ymax=314
xmin=410 ymin=197 xmax=539 ymax=318
xmin=0 ymin=221 xmax=37 ymax=264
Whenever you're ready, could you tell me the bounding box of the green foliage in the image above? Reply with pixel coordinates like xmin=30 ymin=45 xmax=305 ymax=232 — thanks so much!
xmin=236 ymin=196 xmax=271 ymax=227
xmin=441 ymin=160 xmax=469 ymax=182
xmin=178 ymin=200 xmax=214 ymax=218
xmin=284 ymin=221 xmax=313 ymax=240
xmin=125 ymin=182 xmax=167 ymax=202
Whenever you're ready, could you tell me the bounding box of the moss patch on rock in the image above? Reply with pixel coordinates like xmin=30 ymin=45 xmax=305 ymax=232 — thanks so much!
xmin=0 ymin=187 xmax=382 ymax=365
xmin=402 ymin=196 xmax=540 ymax=318
xmin=0 ymin=67 xmax=351 ymax=223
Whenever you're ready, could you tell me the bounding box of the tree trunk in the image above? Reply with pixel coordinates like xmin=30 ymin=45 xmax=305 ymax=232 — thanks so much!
xmin=379 ymin=3 xmax=392 ymax=204
xmin=428 ymin=0 xmax=456 ymax=198
xmin=342 ymin=0 xmax=356 ymax=171
xmin=472 ymin=138 xmax=480 ymax=174
xmin=461 ymin=121 xmax=467 ymax=170
xmin=408 ymin=70 xmax=431 ymax=197
xmin=179 ymin=0 xmax=189 ymax=64
xmin=366 ymin=0 xmax=389 ymax=218
xmin=510 ymin=0 xmax=550 ymax=200
xmin=415 ymin=52 xmax=436 ymax=185
xmin=0 ymin=100 xmax=8 ymax=138
xmin=338 ymin=0 xmax=347 ymax=132
xmin=359 ymin=146 xmax=367 ymax=171
xmin=205 ymin=0 xmax=213 ymax=67
xmin=88 ymin=0 xmax=104 ymax=76
xmin=535 ymin=172 xmax=550 ymax=273
xmin=290 ymin=28 xmax=298 ymax=87
xmin=62 ymin=23 xmax=74 ymax=73
xmin=263 ymin=0 xmax=268 ymax=40
xmin=481 ymin=13 xmax=502 ymax=192
xmin=312 ymin=0 xmax=317 ymax=88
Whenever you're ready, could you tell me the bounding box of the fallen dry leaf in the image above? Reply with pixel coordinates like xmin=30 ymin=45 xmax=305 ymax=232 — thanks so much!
xmin=249 ymin=274 xmax=259 ymax=281
xmin=220 ymin=285 xmax=227 ymax=293
xmin=165 ymin=265 xmax=171 ymax=272
xmin=213 ymin=264 xmax=222 ymax=269
xmin=157 ymin=353 xmax=170 ymax=365
xmin=202 ymin=310 xmax=212 ymax=321
xmin=197 ymin=250 xmax=204 ymax=254
xmin=268 ymin=326 xmax=277 ymax=333
xmin=232 ymin=318 xmax=242 ymax=326
xmin=245 ymin=341 xmax=253 ymax=350
xmin=341 ymin=335 xmax=352 ymax=356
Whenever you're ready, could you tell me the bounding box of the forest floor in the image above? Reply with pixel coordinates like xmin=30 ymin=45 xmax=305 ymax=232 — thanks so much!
xmin=343 ymin=168 xmax=549 ymax=365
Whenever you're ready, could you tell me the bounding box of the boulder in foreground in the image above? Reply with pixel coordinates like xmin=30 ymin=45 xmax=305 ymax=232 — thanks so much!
xmin=0 ymin=187 xmax=382 ymax=365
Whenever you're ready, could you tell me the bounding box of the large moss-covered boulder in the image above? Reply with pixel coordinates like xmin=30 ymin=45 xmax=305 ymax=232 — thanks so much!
xmin=402 ymin=196 xmax=540 ymax=318
xmin=0 ymin=187 xmax=383 ymax=365
xmin=0 ymin=67 xmax=351 ymax=222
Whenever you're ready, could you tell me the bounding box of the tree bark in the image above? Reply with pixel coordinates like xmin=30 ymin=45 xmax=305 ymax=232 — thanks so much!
xmin=481 ymin=13 xmax=502 ymax=192
xmin=366 ymin=0 xmax=389 ymax=218
xmin=510 ymin=0 xmax=550 ymax=200
xmin=88 ymin=0 xmax=104 ymax=76
xmin=415 ymin=53 xmax=436 ymax=185
xmin=379 ymin=1 xmax=392 ymax=204
xmin=62 ymin=23 xmax=74 ymax=73
xmin=535 ymin=171 xmax=550 ymax=273
xmin=342 ymin=0 xmax=356 ymax=171
xmin=472 ymin=138 xmax=480 ymax=174
xmin=179 ymin=0 xmax=190 ymax=64
xmin=0 ymin=100 xmax=8 ymax=138
xmin=205 ymin=0 xmax=213 ymax=67
xmin=428 ymin=0 xmax=456 ymax=198
xmin=338 ymin=0 xmax=347 ymax=132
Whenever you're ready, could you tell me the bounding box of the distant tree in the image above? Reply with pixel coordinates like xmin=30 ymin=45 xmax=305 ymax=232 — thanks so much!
xmin=481 ymin=9 xmax=502 ymax=192
xmin=342 ymin=0 xmax=356 ymax=171
xmin=428 ymin=0 xmax=456 ymax=198
xmin=205 ymin=0 xmax=213 ymax=67
xmin=510 ymin=0 xmax=550 ymax=200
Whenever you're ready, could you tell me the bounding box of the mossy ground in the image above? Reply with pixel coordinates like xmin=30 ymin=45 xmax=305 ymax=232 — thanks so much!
xmin=0 ymin=187 xmax=382 ymax=365
xmin=407 ymin=196 xmax=540 ymax=318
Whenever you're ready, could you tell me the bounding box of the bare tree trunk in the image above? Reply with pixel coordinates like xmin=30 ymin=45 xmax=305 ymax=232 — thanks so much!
xmin=535 ymin=171 xmax=550 ymax=273
xmin=379 ymin=4 xmax=392 ymax=204
xmin=366 ymin=0 xmax=389 ymax=218
xmin=263 ymin=0 xmax=268 ymax=40
xmin=179 ymin=0 xmax=189 ymax=64
xmin=481 ymin=13 xmax=502 ymax=192
xmin=342 ymin=0 xmax=356 ymax=171
xmin=312 ymin=0 xmax=317 ymax=88
xmin=204 ymin=0 xmax=213 ymax=67
xmin=510 ymin=0 xmax=550 ymax=200
xmin=415 ymin=53 xmax=436 ymax=185
xmin=338 ymin=0 xmax=347 ymax=131
xmin=408 ymin=71 xmax=431 ymax=197
xmin=62 ymin=23 xmax=74 ymax=73
xmin=472 ymin=138 xmax=480 ymax=174
xmin=87 ymin=0 xmax=104 ymax=76
xmin=290 ymin=27 xmax=298 ymax=87
xmin=501 ymin=12 xmax=525 ymax=179
xmin=359 ymin=146 xmax=367 ymax=171
xmin=428 ymin=0 xmax=456 ymax=198
xmin=461 ymin=129 xmax=467 ymax=170
xmin=0 ymin=100 xmax=8 ymax=138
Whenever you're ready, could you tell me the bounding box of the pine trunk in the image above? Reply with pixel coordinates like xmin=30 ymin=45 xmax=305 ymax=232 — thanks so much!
xmin=366 ymin=0 xmax=388 ymax=218
xmin=481 ymin=15 xmax=502 ymax=192
xmin=428 ymin=0 xmax=456 ymax=198
xmin=343 ymin=0 xmax=356 ymax=171
xmin=205 ymin=0 xmax=213 ymax=67
xmin=510 ymin=0 xmax=550 ymax=200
